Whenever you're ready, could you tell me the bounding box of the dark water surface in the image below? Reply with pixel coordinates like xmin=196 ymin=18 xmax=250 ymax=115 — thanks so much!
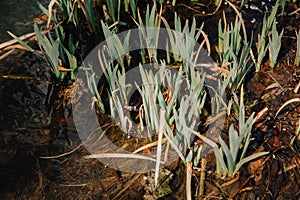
xmin=0 ymin=0 xmax=51 ymax=130
xmin=0 ymin=0 xmax=49 ymax=42
xmin=0 ymin=1 xmax=80 ymax=197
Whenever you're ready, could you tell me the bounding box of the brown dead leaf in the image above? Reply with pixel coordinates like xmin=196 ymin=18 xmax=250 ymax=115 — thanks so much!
xmin=247 ymin=146 xmax=267 ymax=184
xmin=205 ymin=181 xmax=220 ymax=193
xmin=57 ymin=65 xmax=72 ymax=72
xmin=248 ymin=158 xmax=263 ymax=183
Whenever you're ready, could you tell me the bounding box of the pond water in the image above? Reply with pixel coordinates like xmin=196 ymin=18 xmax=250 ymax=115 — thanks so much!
xmin=0 ymin=0 xmax=53 ymax=130
xmin=0 ymin=1 xmax=77 ymax=196
xmin=0 ymin=0 xmax=49 ymax=42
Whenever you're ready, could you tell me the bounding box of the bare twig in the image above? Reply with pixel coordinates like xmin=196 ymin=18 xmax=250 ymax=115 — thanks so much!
xmin=198 ymin=157 xmax=207 ymax=198
xmin=186 ymin=162 xmax=193 ymax=200
xmin=288 ymin=8 xmax=300 ymax=16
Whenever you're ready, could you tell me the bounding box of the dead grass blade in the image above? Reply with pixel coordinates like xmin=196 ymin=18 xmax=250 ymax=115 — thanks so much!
xmin=253 ymin=107 xmax=268 ymax=123
xmin=265 ymin=82 xmax=281 ymax=90
xmin=39 ymin=144 xmax=83 ymax=159
xmin=225 ymin=0 xmax=247 ymax=42
xmin=186 ymin=126 xmax=218 ymax=149
xmin=0 ymin=32 xmax=37 ymax=50
xmin=85 ymin=153 xmax=160 ymax=163
xmin=0 ymin=74 xmax=51 ymax=83
xmin=155 ymin=110 xmax=165 ymax=187
xmin=132 ymin=138 xmax=168 ymax=154
xmin=0 ymin=49 xmax=14 ymax=60
xmin=200 ymin=30 xmax=211 ymax=55
xmin=47 ymin=0 xmax=57 ymax=29
xmin=294 ymin=81 xmax=300 ymax=94
xmin=2 ymin=44 xmax=41 ymax=54
xmin=275 ymin=98 xmax=300 ymax=117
